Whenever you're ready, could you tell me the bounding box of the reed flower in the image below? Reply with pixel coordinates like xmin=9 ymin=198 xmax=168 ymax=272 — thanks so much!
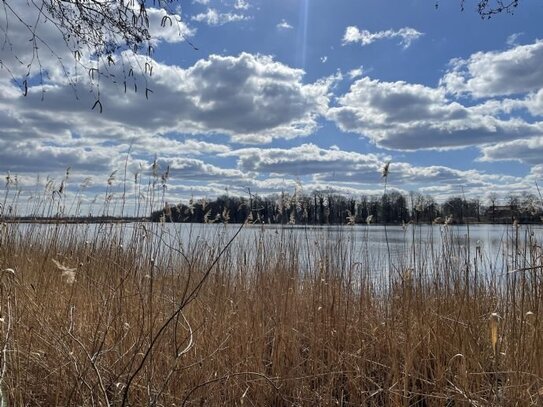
xmin=346 ymin=210 xmax=356 ymax=225
xmin=2 ymin=268 xmax=15 ymax=275
xmin=526 ymin=311 xmax=535 ymax=322
xmin=381 ymin=161 xmax=390 ymax=178
xmin=489 ymin=312 xmax=500 ymax=354
xmin=52 ymin=259 xmax=77 ymax=285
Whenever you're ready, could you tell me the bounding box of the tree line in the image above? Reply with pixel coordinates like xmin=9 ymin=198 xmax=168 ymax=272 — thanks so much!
xmin=151 ymin=190 xmax=543 ymax=225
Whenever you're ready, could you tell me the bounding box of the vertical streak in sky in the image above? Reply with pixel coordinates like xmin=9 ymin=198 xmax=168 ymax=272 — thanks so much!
xmin=296 ymin=0 xmax=310 ymax=69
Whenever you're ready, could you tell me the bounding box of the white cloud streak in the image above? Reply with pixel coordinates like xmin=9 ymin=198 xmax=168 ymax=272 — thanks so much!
xmin=191 ymin=8 xmax=249 ymax=25
xmin=342 ymin=26 xmax=423 ymax=48
xmin=276 ymin=19 xmax=293 ymax=30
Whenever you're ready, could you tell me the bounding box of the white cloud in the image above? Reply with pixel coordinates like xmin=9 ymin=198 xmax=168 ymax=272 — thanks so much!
xmin=329 ymin=76 xmax=543 ymax=150
xmin=480 ymin=137 xmax=543 ymax=165
xmin=348 ymin=66 xmax=364 ymax=80
xmin=276 ymin=19 xmax=293 ymax=30
xmin=160 ymin=157 xmax=248 ymax=181
xmin=342 ymin=26 xmax=423 ymax=48
xmin=223 ymin=143 xmax=525 ymax=199
xmin=0 ymin=52 xmax=332 ymax=161
xmin=136 ymin=136 xmax=231 ymax=157
xmin=234 ymin=0 xmax=250 ymax=10
xmin=525 ymin=89 xmax=543 ymax=116
xmin=320 ymin=56 xmax=328 ymax=63
xmin=0 ymin=137 xmax=117 ymax=174
xmin=147 ymin=8 xmax=196 ymax=45
xmin=506 ymin=32 xmax=523 ymax=47
xmin=225 ymin=143 xmax=384 ymax=177
xmin=441 ymin=40 xmax=543 ymax=98
xmin=192 ymin=8 xmax=249 ymax=26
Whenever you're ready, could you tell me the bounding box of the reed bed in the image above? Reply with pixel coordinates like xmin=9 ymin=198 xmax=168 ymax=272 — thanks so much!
xmin=0 ymin=217 xmax=542 ymax=407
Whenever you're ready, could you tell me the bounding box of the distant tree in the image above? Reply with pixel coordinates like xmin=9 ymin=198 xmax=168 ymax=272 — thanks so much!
xmin=519 ymin=192 xmax=541 ymax=223
xmin=488 ymin=192 xmax=498 ymax=223
xmin=507 ymin=194 xmax=520 ymax=221
xmin=442 ymin=197 xmax=465 ymax=223
xmin=151 ymin=189 xmax=542 ymax=225
xmin=357 ymin=195 xmax=369 ymax=222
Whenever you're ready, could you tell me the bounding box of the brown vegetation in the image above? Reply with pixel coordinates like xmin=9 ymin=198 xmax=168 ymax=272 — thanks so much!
xmin=1 ymin=219 xmax=543 ymax=406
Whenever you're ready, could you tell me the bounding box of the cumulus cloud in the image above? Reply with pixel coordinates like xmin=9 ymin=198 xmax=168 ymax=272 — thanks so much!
xmin=191 ymin=8 xmax=249 ymax=25
xmin=342 ymin=26 xmax=423 ymax=48
xmin=525 ymin=88 xmax=543 ymax=116
xmin=328 ymin=76 xmax=543 ymax=150
xmin=0 ymin=49 xmax=339 ymax=202
xmin=0 ymin=52 xmax=331 ymax=148
xmin=480 ymin=137 xmax=543 ymax=165
xmin=441 ymin=40 xmax=543 ymax=98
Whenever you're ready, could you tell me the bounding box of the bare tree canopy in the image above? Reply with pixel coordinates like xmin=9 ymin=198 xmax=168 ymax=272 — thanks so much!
xmin=471 ymin=0 xmax=520 ymax=17
xmin=436 ymin=0 xmax=521 ymax=17
xmin=1 ymin=1 xmax=188 ymax=57
xmin=0 ymin=1 xmax=193 ymax=107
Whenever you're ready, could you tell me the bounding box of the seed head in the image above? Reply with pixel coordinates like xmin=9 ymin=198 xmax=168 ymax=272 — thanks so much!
xmin=489 ymin=312 xmax=500 ymax=354
xmin=2 ymin=268 xmax=15 ymax=275
xmin=381 ymin=161 xmax=390 ymax=178
xmin=52 ymin=259 xmax=77 ymax=285
xmin=346 ymin=210 xmax=356 ymax=225
xmin=62 ymin=270 xmax=76 ymax=285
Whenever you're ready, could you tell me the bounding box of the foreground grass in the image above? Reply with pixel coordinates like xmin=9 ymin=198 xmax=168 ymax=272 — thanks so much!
xmin=1 ymin=221 xmax=542 ymax=406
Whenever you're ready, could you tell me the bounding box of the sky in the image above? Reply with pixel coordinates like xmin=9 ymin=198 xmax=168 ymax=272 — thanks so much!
xmin=1 ymin=0 xmax=543 ymax=214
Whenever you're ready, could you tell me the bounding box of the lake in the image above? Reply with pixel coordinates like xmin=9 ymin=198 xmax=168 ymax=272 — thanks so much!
xmin=8 ymin=222 xmax=543 ymax=282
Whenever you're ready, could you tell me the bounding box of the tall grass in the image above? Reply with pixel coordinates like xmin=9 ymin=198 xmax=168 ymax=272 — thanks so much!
xmin=1 ymin=179 xmax=543 ymax=405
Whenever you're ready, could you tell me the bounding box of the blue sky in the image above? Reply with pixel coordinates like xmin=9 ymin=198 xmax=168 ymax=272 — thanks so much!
xmin=1 ymin=0 xmax=543 ymax=212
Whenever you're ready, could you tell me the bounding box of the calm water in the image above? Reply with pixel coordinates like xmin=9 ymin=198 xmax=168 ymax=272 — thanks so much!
xmin=9 ymin=222 xmax=543 ymax=278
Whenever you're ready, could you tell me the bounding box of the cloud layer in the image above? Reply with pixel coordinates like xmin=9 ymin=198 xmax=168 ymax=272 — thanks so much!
xmin=1 ymin=7 xmax=542 ymax=206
